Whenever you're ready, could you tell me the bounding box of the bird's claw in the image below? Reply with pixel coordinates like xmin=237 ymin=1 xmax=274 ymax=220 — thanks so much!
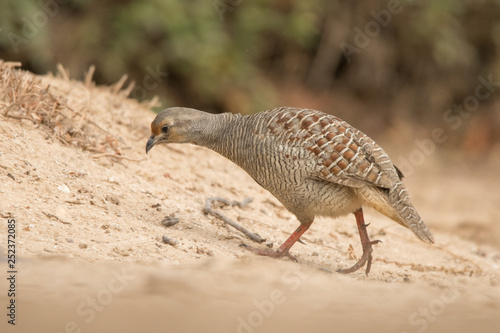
xmin=240 ymin=243 xmax=297 ymax=262
xmin=337 ymin=238 xmax=381 ymax=275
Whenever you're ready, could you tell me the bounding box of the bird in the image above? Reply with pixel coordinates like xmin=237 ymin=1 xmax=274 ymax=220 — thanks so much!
xmin=146 ymin=107 xmax=434 ymax=274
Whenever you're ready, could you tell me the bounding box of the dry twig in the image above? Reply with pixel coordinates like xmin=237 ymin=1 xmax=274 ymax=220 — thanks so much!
xmin=203 ymin=197 xmax=265 ymax=243
xmin=42 ymin=211 xmax=72 ymax=225
xmin=91 ymin=153 xmax=145 ymax=162
xmin=84 ymin=65 xmax=96 ymax=88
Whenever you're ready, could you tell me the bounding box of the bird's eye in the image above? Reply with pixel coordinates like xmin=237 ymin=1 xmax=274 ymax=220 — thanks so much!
xmin=161 ymin=125 xmax=169 ymax=134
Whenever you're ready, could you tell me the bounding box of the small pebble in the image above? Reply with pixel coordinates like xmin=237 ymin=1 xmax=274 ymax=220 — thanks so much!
xmin=57 ymin=184 xmax=70 ymax=193
xmin=66 ymin=238 xmax=74 ymax=243
xmin=161 ymin=216 xmax=180 ymax=227
xmin=56 ymin=206 xmax=67 ymax=220
xmin=107 ymin=177 xmax=119 ymax=184
xmin=265 ymin=241 xmax=274 ymax=248
xmin=162 ymin=235 xmax=178 ymax=246
xmin=7 ymin=173 xmax=15 ymax=180
xmin=105 ymin=194 xmax=120 ymax=205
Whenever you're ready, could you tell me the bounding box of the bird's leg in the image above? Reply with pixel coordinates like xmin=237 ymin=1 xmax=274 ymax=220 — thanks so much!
xmin=337 ymin=208 xmax=381 ymax=275
xmin=240 ymin=221 xmax=313 ymax=262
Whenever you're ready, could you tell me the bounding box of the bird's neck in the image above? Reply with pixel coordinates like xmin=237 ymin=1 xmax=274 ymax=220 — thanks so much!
xmin=192 ymin=112 xmax=243 ymax=158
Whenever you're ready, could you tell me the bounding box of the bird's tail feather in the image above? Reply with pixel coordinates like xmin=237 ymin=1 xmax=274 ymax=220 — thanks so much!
xmin=389 ymin=182 xmax=434 ymax=244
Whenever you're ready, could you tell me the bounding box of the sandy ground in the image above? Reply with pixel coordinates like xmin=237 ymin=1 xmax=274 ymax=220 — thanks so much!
xmin=0 ymin=65 xmax=499 ymax=333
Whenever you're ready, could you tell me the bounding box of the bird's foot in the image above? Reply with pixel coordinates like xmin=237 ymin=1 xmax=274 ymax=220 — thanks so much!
xmin=240 ymin=243 xmax=298 ymax=262
xmin=337 ymin=239 xmax=381 ymax=275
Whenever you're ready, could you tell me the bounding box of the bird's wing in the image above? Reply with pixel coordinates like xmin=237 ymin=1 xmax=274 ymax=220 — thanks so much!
xmin=266 ymin=108 xmax=401 ymax=189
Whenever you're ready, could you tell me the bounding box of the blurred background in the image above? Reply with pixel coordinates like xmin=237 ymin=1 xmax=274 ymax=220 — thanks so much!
xmin=1 ymin=0 xmax=499 ymax=156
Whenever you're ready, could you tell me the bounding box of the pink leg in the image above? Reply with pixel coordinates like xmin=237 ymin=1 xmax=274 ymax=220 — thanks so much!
xmin=337 ymin=208 xmax=381 ymax=275
xmin=240 ymin=221 xmax=313 ymax=261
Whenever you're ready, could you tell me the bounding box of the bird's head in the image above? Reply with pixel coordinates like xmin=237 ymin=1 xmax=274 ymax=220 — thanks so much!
xmin=146 ymin=107 xmax=208 ymax=154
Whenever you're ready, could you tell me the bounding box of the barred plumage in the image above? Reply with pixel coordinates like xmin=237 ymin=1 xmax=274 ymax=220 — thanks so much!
xmin=147 ymin=106 xmax=434 ymax=274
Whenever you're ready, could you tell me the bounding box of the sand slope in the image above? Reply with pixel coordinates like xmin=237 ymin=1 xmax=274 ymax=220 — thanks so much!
xmin=0 ymin=63 xmax=499 ymax=332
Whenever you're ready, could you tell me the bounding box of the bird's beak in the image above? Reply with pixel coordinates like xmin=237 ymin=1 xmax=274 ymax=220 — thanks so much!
xmin=146 ymin=135 xmax=156 ymax=154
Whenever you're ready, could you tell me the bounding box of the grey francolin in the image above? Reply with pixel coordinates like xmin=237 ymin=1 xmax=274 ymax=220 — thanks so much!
xmin=146 ymin=107 xmax=434 ymax=274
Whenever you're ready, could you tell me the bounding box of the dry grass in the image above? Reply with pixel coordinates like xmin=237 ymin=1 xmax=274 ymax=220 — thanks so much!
xmin=0 ymin=60 xmax=157 ymax=160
